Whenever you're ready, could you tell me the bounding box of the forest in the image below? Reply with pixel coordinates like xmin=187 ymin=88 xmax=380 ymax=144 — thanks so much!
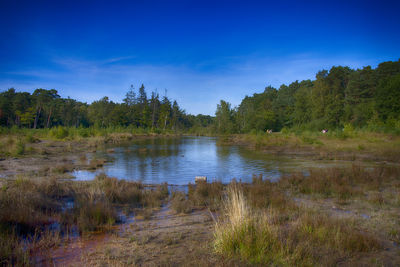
xmin=215 ymin=59 xmax=400 ymax=134
xmin=1 ymin=59 xmax=399 ymax=134
xmin=0 ymin=84 xmax=213 ymax=132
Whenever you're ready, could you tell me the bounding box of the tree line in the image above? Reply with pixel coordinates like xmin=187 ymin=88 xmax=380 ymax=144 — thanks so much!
xmin=0 ymin=84 xmax=213 ymax=132
xmin=215 ymin=59 xmax=400 ymax=134
xmin=2 ymin=59 xmax=399 ymax=134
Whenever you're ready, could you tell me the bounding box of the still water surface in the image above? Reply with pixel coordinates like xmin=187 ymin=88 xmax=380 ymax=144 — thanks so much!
xmin=72 ymin=136 xmax=358 ymax=185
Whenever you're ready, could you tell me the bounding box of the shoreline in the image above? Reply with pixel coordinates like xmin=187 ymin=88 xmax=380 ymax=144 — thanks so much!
xmin=1 ymin=163 xmax=400 ymax=265
xmin=1 ymin=133 xmax=400 ymax=265
xmin=1 ymin=132 xmax=399 ymax=181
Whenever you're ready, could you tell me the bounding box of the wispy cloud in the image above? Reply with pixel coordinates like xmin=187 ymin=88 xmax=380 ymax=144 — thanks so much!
xmin=0 ymin=53 xmax=386 ymax=115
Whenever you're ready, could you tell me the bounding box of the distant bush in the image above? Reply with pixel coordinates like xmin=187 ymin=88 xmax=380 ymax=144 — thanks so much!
xmin=342 ymin=123 xmax=356 ymax=138
xmin=50 ymin=126 xmax=69 ymax=139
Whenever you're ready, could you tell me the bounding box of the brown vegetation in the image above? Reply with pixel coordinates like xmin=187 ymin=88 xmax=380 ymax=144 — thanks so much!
xmin=0 ymin=174 xmax=169 ymax=266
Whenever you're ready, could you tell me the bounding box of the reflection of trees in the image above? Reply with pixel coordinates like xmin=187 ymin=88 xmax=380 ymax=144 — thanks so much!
xmin=119 ymin=138 xmax=182 ymax=183
xmin=100 ymin=137 xmax=292 ymax=185
xmin=216 ymin=144 xmax=232 ymax=159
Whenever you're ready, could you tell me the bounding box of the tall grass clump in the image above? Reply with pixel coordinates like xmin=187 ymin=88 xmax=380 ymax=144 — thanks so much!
xmin=73 ymin=198 xmax=117 ymax=233
xmin=94 ymin=173 xmax=143 ymax=205
xmin=214 ymin=185 xmax=281 ymax=264
xmin=214 ymin=183 xmax=381 ymax=265
xmin=247 ymin=175 xmax=296 ymax=212
xmin=170 ymin=191 xmax=193 ymax=214
xmin=188 ymin=181 xmax=224 ymax=211
xmin=142 ymin=183 xmax=169 ymax=208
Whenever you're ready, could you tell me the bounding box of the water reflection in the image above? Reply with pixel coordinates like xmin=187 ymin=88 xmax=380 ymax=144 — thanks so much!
xmin=72 ymin=136 xmax=362 ymax=185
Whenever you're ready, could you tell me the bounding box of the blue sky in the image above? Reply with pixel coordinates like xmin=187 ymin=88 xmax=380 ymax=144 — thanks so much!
xmin=0 ymin=0 xmax=399 ymax=115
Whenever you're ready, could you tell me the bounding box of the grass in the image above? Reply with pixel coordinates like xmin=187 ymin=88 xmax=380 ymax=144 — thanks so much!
xmin=1 ymin=164 xmax=398 ymax=265
xmin=0 ymin=126 xmax=183 ymax=159
xmin=52 ymin=163 xmax=75 ymax=174
xmin=188 ymin=181 xmax=224 ymax=211
xmin=171 ymin=181 xmax=226 ymax=214
xmin=0 ymin=137 xmax=29 ymax=157
xmin=279 ymin=165 xmax=400 ymax=204
xmin=0 ymin=173 xmax=170 ymax=265
xmin=87 ymin=158 xmax=108 ymax=170
xmin=211 ymin=164 xmax=400 ymax=265
xmin=1 ymin=127 xmax=399 ymax=264
xmin=214 ymin=184 xmax=382 ymax=266
xmin=0 ymin=231 xmax=30 ymax=266
xmin=227 ymin=130 xmax=400 ymax=162
xmin=171 ymin=191 xmax=193 ymax=214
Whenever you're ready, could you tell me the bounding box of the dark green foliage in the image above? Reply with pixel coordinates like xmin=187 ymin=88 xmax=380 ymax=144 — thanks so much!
xmin=215 ymin=59 xmax=400 ymax=134
xmin=1 ymin=59 xmax=399 ymax=134
xmin=375 ymin=74 xmax=400 ymax=120
xmin=215 ymin=100 xmax=235 ymax=134
xmin=0 ymin=85 xmax=192 ymax=132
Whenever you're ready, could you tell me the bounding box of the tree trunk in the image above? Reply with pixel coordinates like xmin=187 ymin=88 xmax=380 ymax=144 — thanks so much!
xmin=163 ymin=114 xmax=167 ymax=130
xmin=33 ymin=106 xmax=42 ymax=129
xmin=46 ymin=108 xmax=52 ymax=128
xmin=151 ymin=105 xmax=156 ymax=129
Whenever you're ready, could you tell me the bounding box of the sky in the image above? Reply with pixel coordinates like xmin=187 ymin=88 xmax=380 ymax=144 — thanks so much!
xmin=0 ymin=0 xmax=399 ymax=115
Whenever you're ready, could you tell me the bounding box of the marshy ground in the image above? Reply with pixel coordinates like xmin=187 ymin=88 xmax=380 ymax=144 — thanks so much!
xmin=1 ymin=131 xmax=400 ymax=266
xmin=35 ymin=204 xmax=216 ymax=266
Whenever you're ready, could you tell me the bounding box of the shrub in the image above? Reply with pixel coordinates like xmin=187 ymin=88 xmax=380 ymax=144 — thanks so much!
xmin=343 ymin=123 xmax=356 ymax=138
xmin=50 ymin=126 xmax=69 ymax=139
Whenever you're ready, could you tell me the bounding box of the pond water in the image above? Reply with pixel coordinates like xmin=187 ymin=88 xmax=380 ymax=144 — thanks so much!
xmin=72 ymin=136 xmax=362 ymax=185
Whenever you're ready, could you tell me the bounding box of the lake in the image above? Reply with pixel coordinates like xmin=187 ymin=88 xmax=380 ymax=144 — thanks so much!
xmin=72 ymin=136 xmax=362 ymax=185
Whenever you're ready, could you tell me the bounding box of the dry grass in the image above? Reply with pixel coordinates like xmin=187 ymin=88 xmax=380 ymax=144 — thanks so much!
xmin=0 ymin=232 xmax=30 ymax=266
xmin=188 ymin=181 xmax=224 ymax=211
xmin=94 ymin=173 xmax=143 ymax=205
xmin=214 ymin=185 xmax=382 ymax=266
xmin=171 ymin=191 xmax=193 ymax=214
xmin=229 ymin=132 xmax=400 ymax=162
xmin=0 ymin=176 xmax=71 ymax=265
xmin=0 ymin=137 xmax=26 ymax=157
xmin=279 ymin=165 xmax=400 ymax=204
xmin=87 ymin=158 xmax=107 ymax=170
xmin=52 ymin=163 xmax=75 ymax=174
xmin=247 ymin=174 xmax=296 ymax=212
xmin=0 ymin=173 xmax=170 ymax=265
